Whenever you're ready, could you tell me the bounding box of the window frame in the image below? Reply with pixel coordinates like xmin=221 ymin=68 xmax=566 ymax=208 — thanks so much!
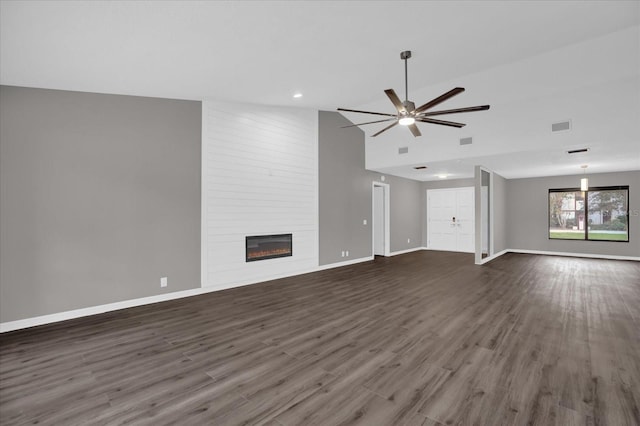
xmin=548 ymin=185 xmax=629 ymax=243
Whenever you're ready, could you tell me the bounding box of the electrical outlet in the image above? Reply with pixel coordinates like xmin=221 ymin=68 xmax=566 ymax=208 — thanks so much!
xmin=346 ymin=250 xmax=349 ymax=257
xmin=363 ymin=219 xmax=367 ymax=225
xmin=160 ymin=277 xmax=168 ymax=288
xmin=341 ymin=251 xmax=345 ymax=257
xmin=408 ymin=238 xmax=411 ymax=244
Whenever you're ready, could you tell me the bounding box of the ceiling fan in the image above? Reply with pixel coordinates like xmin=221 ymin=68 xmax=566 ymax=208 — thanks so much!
xmin=337 ymin=51 xmax=490 ymax=137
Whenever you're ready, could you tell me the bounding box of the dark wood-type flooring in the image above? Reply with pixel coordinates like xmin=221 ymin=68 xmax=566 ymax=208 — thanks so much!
xmin=1 ymin=251 xmax=639 ymax=425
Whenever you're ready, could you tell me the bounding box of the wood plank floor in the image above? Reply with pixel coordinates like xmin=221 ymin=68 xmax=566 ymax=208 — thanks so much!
xmin=1 ymin=251 xmax=639 ymax=425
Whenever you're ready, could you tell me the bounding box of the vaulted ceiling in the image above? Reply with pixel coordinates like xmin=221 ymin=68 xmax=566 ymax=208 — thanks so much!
xmin=1 ymin=1 xmax=638 ymax=181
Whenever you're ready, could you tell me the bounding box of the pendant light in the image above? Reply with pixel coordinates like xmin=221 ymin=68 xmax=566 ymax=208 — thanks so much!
xmin=580 ymin=165 xmax=588 ymax=191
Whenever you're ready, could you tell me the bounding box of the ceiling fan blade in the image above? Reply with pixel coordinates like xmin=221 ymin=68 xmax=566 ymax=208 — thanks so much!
xmin=414 ymin=87 xmax=465 ymax=114
xmin=337 ymin=108 xmax=397 ymax=117
xmin=384 ymin=89 xmax=406 ymax=113
xmin=371 ymin=121 xmax=399 ymax=137
xmin=416 ymin=117 xmax=466 ymax=128
xmin=408 ymin=123 xmax=422 ymax=137
xmin=341 ymin=118 xmax=397 ymax=128
xmin=418 ymin=105 xmax=490 ymax=117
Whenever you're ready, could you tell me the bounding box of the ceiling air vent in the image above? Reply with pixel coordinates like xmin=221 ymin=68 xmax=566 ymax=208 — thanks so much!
xmin=567 ymin=148 xmax=589 ymax=154
xmin=459 ymin=137 xmax=472 ymax=145
xmin=552 ymin=120 xmax=571 ymax=132
xmin=414 ymin=166 xmax=427 ymax=170
xmin=398 ymin=147 xmax=409 ymax=154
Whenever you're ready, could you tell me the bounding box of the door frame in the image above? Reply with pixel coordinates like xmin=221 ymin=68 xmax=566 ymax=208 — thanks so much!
xmin=372 ymin=181 xmax=390 ymax=257
xmin=475 ymin=166 xmax=495 ymax=264
xmin=426 ymin=186 xmax=475 ymax=252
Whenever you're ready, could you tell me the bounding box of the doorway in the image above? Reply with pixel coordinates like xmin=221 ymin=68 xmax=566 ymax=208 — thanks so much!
xmin=426 ymin=187 xmax=474 ymax=253
xmin=372 ymin=182 xmax=390 ymax=256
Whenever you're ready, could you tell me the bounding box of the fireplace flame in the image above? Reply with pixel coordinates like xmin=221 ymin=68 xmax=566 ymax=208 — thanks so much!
xmin=247 ymin=248 xmax=291 ymax=259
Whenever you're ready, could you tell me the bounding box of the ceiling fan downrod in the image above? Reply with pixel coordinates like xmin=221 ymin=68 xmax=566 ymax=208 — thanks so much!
xmin=401 ymin=50 xmax=411 ymax=103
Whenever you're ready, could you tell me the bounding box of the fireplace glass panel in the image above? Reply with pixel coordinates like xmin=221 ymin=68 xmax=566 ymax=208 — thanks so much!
xmin=246 ymin=234 xmax=292 ymax=262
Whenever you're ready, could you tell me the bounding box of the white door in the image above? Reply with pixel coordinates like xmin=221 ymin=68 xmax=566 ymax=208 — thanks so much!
xmin=427 ymin=189 xmax=457 ymax=251
xmin=373 ymin=186 xmax=385 ymax=255
xmin=455 ymin=188 xmax=475 ymax=253
xmin=427 ymin=187 xmax=475 ymax=253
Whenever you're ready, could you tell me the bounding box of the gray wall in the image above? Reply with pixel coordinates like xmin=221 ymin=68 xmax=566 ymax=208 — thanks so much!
xmin=493 ymin=172 xmax=508 ymax=253
xmin=318 ymin=111 xmax=423 ymax=265
xmin=421 ymin=178 xmax=475 ymax=247
xmin=506 ymin=170 xmax=639 ymax=257
xmin=318 ymin=111 xmax=372 ymax=264
xmin=0 ymin=86 xmax=202 ymax=322
xmin=384 ymin=174 xmax=422 ymax=252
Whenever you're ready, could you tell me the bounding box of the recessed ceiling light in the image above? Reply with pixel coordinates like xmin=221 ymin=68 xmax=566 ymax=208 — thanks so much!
xmin=293 ymin=93 xmax=303 ymax=98
xmin=437 ymin=174 xmax=448 ymax=179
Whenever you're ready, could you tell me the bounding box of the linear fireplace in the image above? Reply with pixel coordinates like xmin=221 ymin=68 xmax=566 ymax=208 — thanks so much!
xmin=246 ymin=234 xmax=292 ymax=262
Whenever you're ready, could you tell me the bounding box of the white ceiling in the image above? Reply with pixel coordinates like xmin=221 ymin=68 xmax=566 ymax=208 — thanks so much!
xmin=1 ymin=1 xmax=639 ymax=181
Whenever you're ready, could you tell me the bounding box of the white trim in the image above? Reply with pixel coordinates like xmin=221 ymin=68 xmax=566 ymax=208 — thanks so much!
xmin=486 ymin=169 xmax=495 ymax=256
xmin=489 ymin=173 xmax=494 ymax=256
xmin=390 ymin=247 xmax=425 ymax=256
xmin=372 ymin=181 xmax=390 ymax=257
xmin=477 ymin=248 xmax=639 ymax=264
xmin=423 ymin=248 xmax=474 ymax=254
xmin=475 ymin=249 xmax=509 ymax=265
xmin=316 ymin=256 xmax=374 ymax=271
xmin=0 ymin=287 xmax=214 ymax=333
xmin=200 ymin=104 xmax=208 ymax=287
xmin=312 ymin=112 xmax=320 ymax=272
xmin=507 ymin=249 xmax=640 ymax=262
xmin=475 ymin=166 xmax=494 ymax=264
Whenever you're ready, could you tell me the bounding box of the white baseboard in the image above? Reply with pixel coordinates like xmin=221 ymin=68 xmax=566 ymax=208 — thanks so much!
xmin=476 ymin=249 xmax=639 ymax=264
xmin=507 ymin=249 xmax=640 ymax=262
xmin=316 ymin=256 xmax=374 ymax=271
xmin=475 ymin=249 xmax=509 ymax=265
xmin=0 ymin=286 xmax=218 ymax=333
xmin=423 ymin=247 xmax=474 ymax=254
xmin=390 ymin=247 xmax=426 ymax=256
xmin=0 ymin=256 xmax=375 ymax=333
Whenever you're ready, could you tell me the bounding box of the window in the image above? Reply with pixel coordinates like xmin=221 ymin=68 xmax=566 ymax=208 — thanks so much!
xmin=549 ymin=186 xmax=629 ymax=242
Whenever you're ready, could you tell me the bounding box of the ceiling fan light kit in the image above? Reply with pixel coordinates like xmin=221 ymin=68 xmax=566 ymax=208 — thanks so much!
xmin=338 ymin=50 xmax=490 ymax=137
xmin=399 ymin=116 xmax=415 ymax=126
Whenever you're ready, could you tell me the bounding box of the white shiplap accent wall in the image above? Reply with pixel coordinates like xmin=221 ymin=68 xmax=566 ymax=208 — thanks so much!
xmin=202 ymin=101 xmax=318 ymax=289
